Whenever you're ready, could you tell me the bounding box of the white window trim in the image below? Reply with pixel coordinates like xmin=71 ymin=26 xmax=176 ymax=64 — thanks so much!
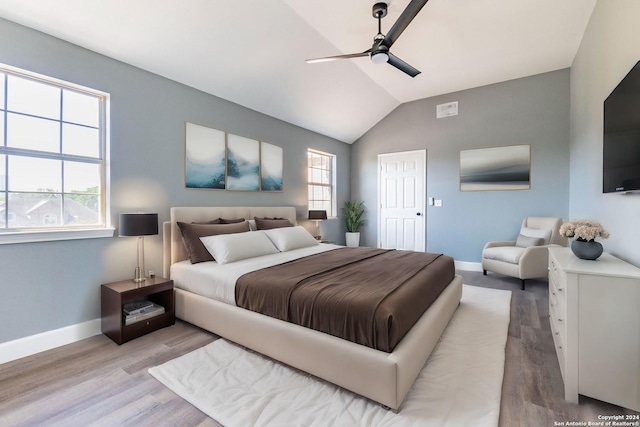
xmin=307 ymin=148 xmax=337 ymax=218
xmin=0 ymin=227 xmax=114 ymax=244
xmin=0 ymin=62 xmax=112 ymax=244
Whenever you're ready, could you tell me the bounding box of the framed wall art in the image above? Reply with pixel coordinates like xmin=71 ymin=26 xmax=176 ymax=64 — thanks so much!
xmin=185 ymin=122 xmax=226 ymax=189
xmin=459 ymin=144 xmax=531 ymax=191
xmin=226 ymin=134 xmax=260 ymax=191
xmin=260 ymin=142 xmax=283 ymax=191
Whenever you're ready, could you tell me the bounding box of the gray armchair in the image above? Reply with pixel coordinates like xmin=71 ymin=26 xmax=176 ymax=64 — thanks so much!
xmin=482 ymin=217 xmax=565 ymax=290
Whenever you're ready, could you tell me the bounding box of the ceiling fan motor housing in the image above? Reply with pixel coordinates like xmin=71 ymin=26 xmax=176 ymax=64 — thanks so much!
xmin=372 ymin=2 xmax=388 ymax=18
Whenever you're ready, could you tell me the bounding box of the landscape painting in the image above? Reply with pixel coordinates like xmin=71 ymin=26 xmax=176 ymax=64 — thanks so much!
xmin=185 ymin=122 xmax=226 ymax=189
xmin=260 ymin=142 xmax=283 ymax=191
xmin=460 ymin=144 xmax=531 ymax=191
xmin=227 ymin=134 xmax=260 ymax=191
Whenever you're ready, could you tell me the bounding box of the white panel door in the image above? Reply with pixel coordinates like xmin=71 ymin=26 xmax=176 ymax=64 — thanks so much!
xmin=378 ymin=150 xmax=426 ymax=251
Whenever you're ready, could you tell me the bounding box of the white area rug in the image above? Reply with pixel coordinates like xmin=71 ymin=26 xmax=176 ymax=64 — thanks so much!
xmin=149 ymin=285 xmax=511 ymax=427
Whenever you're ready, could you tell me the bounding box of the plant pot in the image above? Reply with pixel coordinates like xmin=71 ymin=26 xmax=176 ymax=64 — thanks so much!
xmin=571 ymin=239 xmax=603 ymax=260
xmin=345 ymin=232 xmax=360 ymax=247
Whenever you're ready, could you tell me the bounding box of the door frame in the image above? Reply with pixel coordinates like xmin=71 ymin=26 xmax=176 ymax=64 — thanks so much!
xmin=377 ymin=149 xmax=427 ymax=249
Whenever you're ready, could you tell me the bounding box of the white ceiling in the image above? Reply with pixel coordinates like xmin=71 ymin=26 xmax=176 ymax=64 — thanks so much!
xmin=0 ymin=0 xmax=596 ymax=143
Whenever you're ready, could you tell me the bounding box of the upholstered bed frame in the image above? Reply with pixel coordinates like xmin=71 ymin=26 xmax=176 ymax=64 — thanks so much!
xmin=163 ymin=206 xmax=463 ymax=411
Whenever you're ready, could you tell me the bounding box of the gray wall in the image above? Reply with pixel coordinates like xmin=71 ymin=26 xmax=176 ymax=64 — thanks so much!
xmin=0 ymin=18 xmax=350 ymax=344
xmin=569 ymin=0 xmax=640 ymax=266
xmin=351 ymin=70 xmax=570 ymax=262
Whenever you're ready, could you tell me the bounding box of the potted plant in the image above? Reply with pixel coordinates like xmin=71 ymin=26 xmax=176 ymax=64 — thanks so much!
xmin=343 ymin=200 xmax=365 ymax=247
xmin=559 ymin=219 xmax=609 ymax=260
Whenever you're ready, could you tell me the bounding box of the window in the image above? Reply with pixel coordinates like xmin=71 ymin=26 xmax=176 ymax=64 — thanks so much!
xmin=307 ymin=149 xmax=336 ymax=217
xmin=0 ymin=63 xmax=111 ymax=243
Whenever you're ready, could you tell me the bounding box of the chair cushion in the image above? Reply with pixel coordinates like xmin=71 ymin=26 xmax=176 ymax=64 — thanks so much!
xmin=515 ymin=234 xmax=544 ymax=248
xmin=483 ymin=246 xmax=526 ymax=264
xmin=521 ymin=227 xmax=552 ymax=245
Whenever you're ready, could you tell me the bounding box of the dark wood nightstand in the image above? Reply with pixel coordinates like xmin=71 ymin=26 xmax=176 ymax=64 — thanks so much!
xmin=101 ymin=277 xmax=175 ymax=345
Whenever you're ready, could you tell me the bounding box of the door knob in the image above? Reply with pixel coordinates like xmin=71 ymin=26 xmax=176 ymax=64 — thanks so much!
xmin=416 ymin=212 xmax=422 ymax=216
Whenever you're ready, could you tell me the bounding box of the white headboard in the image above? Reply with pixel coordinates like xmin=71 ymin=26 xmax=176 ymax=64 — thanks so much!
xmin=163 ymin=206 xmax=297 ymax=277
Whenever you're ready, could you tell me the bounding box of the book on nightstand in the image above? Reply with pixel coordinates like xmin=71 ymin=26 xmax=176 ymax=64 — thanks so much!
xmin=124 ymin=303 xmax=165 ymax=326
xmin=123 ymin=300 xmax=154 ymax=316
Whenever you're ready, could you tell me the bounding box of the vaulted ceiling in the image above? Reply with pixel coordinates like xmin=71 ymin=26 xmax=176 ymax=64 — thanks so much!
xmin=0 ymin=0 xmax=596 ymax=143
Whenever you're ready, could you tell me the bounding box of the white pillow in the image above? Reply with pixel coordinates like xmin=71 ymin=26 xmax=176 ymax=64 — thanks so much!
xmin=264 ymin=226 xmax=319 ymax=252
xmin=520 ymin=227 xmax=552 ymax=245
xmin=199 ymin=231 xmax=279 ymax=264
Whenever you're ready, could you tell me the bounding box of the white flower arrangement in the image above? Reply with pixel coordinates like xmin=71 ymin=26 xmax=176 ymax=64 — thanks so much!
xmin=559 ymin=219 xmax=610 ymax=242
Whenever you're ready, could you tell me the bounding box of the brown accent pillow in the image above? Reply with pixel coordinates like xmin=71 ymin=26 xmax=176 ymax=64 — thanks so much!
xmin=177 ymin=221 xmax=250 ymax=263
xmin=219 ymin=218 xmax=246 ymax=224
xmin=254 ymin=217 xmax=294 ymax=230
xmin=192 ymin=219 xmax=223 ymax=224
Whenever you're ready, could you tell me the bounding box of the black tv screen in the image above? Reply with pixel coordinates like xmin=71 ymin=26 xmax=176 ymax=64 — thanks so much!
xmin=603 ymin=60 xmax=640 ymax=193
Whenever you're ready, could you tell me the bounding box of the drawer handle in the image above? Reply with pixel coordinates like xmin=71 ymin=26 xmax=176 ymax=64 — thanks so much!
xmin=557 ymin=318 xmax=563 ymax=322
xmin=558 ymin=288 xmax=564 ymax=291
xmin=558 ymin=345 xmax=562 ymax=350
xmin=555 ymin=332 xmax=559 ymax=335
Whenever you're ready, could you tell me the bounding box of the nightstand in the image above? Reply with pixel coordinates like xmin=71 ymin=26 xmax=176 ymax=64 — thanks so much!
xmin=101 ymin=277 xmax=175 ymax=345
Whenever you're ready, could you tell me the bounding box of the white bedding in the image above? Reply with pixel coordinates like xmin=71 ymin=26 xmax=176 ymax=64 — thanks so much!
xmin=171 ymin=243 xmax=341 ymax=305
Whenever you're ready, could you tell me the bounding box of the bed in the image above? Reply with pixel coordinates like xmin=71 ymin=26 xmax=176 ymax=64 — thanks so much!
xmin=162 ymin=206 xmax=463 ymax=411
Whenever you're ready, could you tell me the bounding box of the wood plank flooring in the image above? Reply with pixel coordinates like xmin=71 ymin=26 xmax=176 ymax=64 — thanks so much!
xmin=1 ymin=271 xmax=638 ymax=426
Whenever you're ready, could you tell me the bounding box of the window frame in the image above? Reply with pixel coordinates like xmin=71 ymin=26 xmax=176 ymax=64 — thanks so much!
xmin=307 ymin=148 xmax=337 ymax=218
xmin=0 ymin=63 xmax=113 ymax=244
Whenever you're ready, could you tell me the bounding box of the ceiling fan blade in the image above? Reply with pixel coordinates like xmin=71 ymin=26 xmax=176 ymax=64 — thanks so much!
xmin=387 ymin=53 xmax=421 ymax=77
xmin=383 ymin=0 xmax=430 ymax=48
xmin=306 ymin=50 xmax=370 ymax=64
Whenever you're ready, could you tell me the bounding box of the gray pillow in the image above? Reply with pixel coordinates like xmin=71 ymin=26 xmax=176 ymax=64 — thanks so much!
xmin=515 ymin=234 xmax=544 ymax=248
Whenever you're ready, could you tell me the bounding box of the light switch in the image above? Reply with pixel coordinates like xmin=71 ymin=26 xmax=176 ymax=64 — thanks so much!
xmin=428 ymin=197 xmax=435 ymax=206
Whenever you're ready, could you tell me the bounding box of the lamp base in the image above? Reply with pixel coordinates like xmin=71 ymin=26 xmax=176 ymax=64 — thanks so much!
xmin=133 ymin=267 xmax=146 ymax=283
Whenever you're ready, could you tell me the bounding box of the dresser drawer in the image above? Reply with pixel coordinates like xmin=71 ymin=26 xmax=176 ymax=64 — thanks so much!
xmin=551 ymin=318 xmax=566 ymax=381
xmin=549 ymin=278 xmax=566 ymax=316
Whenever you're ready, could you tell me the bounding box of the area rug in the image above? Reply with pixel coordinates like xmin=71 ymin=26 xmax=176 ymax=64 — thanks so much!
xmin=149 ymin=285 xmax=511 ymax=427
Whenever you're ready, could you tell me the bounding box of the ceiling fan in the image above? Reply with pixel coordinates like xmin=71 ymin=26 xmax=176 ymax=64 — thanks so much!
xmin=306 ymin=0 xmax=430 ymax=78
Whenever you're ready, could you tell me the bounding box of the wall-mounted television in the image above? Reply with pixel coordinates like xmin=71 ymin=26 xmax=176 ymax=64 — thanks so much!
xmin=603 ymin=60 xmax=640 ymax=193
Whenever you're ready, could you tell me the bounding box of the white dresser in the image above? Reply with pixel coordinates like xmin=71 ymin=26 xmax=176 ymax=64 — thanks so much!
xmin=548 ymin=247 xmax=640 ymax=411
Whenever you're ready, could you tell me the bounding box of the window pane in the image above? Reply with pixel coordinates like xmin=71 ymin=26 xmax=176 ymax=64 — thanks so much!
xmin=0 ymin=192 xmax=5 ymax=227
xmin=64 ymin=162 xmax=99 ymax=193
xmin=0 ymin=116 xmax=4 ymax=146
xmin=0 ymin=73 xmax=5 ymax=108
xmin=7 ymin=113 xmax=60 ymax=153
xmin=0 ymin=154 xmax=5 ymax=191
xmin=63 ymin=90 xmax=99 ymax=127
xmin=311 ymin=168 xmax=322 ymax=184
xmin=8 ymin=156 xmax=62 ymax=192
xmin=7 ymin=75 xmax=60 ymax=119
xmin=321 ymin=169 xmax=330 ymax=184
xmin=64 ymin=193 xmax=99 ymax=225
xmin=8 ymin=192 xmax=62 ymax=227
xmin=62 ymin=123 xmax=100 ymax=158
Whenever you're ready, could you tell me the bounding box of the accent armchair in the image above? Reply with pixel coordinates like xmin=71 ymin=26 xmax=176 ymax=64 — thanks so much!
xmin=482 ymin=217 xmax=565 ymax=290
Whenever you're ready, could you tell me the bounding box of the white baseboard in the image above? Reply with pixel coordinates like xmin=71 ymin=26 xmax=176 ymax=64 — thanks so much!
xmin=455 ymin=260 xmax=483 ymax=272
xmin=0 ymin=318 xmax=101 ymax=365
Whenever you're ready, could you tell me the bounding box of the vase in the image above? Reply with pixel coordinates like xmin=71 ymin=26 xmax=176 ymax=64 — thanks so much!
xmin=571 ymin=239 xmax=603 ymax=260
xmin=345 ymin=232 xmax=360 ymax=247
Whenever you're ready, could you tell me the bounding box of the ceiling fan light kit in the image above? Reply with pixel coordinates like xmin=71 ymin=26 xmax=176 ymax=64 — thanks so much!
xmin=306 ymin=0 xmax=429 ymax=77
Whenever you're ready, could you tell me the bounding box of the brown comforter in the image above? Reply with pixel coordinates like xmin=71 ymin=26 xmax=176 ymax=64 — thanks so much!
xmin=235 ymin=247 xmax=455 ymax=352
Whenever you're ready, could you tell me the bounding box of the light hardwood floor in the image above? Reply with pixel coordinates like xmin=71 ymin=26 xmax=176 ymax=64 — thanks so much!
xmin=1 ymin=271 xmax=638 ymax=426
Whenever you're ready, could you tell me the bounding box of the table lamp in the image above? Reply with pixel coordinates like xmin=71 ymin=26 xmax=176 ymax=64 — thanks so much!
xmin=119 ymin=212 xmax=158 ymax=282
xmin=308 ymin=210 xmax=327 ymax=240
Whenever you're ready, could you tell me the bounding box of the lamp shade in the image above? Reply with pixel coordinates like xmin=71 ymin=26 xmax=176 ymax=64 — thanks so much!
xmin=119 ymin=213 xmax=158 ymax=237
xmin=308 ymin=210 xmax=328 ymax=220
